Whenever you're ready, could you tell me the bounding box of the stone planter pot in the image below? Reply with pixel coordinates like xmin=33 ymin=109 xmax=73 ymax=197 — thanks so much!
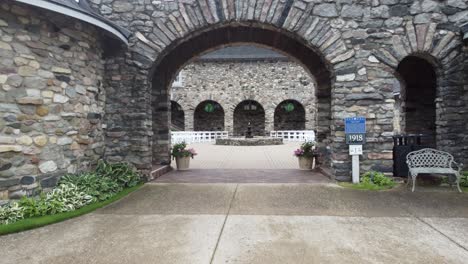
xmin=175 ymin=156 xmax=191 ymax=170
xmin=298 ymin=156 xmax=313 ymax=170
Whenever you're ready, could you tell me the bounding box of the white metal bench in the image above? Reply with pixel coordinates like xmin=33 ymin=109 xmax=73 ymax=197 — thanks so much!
xmin=406 ymin=148 xmax=463 ymax=192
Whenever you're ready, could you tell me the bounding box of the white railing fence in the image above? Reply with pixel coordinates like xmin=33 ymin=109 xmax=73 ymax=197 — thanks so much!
xmin=172 ymin=130 xmax=315 ymax=144
xmin=171 ymin=131 xmax=229 ymax=144
xmin=270 ymin=130 xmax=316 ymax=142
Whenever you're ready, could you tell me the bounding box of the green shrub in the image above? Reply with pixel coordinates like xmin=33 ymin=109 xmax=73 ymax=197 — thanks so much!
xmin=44 ymin=183 xmax=93 ymax=213
xmin=95 ymin=160 xmax=141 ymax=188
xmin=440 ymin=172 xmax=468 ymax=187
xmin=0 ymin=160 xmax=142 ymax=225
xmin=1 ymin=183 xmax=92 ymax=224
xmin=460 ymin=171 xmax=468 ymax=187
xmin=17 ymin=194 xmax=49 ymax=218
xmin=59 ymin=173 xmax=122 ymax=202
xmin=361 ymin=171 xmax=395 ymax=188
xmin=0 ymin=203 xmax=25 ymax=225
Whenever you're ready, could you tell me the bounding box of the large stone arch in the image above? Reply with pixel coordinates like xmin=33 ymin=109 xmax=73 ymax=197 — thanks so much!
xmin=373 ymin=21 xmax=467 ymax=165
xmin=99 ymin=1 xmax=406 ymax=180
xmin=145 ymin=19 xmax=355 ymax=174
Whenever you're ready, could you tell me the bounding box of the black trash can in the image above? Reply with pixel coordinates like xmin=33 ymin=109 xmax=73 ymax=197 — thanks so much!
xmin=392 ymin=134 xmax=432 ymax=177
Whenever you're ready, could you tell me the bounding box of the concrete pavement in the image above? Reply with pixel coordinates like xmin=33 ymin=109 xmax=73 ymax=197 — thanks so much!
xmin=180 ymin=142 xmax=303 ymax=169
xmin=1 ymin=183 xmax=468 ymax=264
xmin=156 ymin=142 xmax=328 ymax=183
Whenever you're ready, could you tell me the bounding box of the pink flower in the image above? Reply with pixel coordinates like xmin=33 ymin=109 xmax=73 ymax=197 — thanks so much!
xmin=293 ymin=149 xmax=304 ymax=156
xmin=188 ymin=148 xmax=197 ymax=156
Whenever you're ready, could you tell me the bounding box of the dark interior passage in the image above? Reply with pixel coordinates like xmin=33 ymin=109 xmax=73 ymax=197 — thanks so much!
xmin=234 ymin=100 xmax=265 ymax=136
xmin=274 ymin=100 xmax=306 ymax=130
xmin=171 ymin=101 xmax=185 ymax=131
xmin=194 ymin=100 xmax=225 ymax=131
xmin=397 ymin=56 xmax=436 ymax=146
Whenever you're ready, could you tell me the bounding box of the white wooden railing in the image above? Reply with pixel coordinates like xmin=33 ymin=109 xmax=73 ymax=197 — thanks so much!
xmin=171 ymin=131 xmax=229 ymax=144
xmin=270 ymin=130 xmax=315 ymax=142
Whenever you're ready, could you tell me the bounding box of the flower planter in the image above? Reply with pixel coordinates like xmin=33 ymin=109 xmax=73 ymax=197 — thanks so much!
xmin=175 ymin=156 xmax=191 ymax=170
xmin=298 ymin=156 xmax=313 ymax=170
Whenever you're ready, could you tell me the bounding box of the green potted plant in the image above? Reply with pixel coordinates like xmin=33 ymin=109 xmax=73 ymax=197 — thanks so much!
xmin=171 ymin=142 xmax=197 ymax=170
xmin=293 ymin=141 xmax=316 ymax=170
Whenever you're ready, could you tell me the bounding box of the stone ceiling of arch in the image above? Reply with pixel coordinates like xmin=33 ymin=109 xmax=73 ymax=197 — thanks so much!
xmin=150 ymin=25 xmax=337 ymax=98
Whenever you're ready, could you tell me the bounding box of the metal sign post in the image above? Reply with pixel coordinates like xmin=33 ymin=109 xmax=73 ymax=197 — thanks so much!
xmin=344 ymin=117 xmax=366 ymax=184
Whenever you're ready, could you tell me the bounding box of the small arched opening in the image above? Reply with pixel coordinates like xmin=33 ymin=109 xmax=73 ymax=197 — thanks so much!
xmin=194 ymin=100 xmax=225 ymax=131
xmin=233 ymin=100 xmax=265 ymax=136
xmin=396 ymin=56 xmax=437 ymax=146
xmin=274 ymin=100 xmax=306 ymax=131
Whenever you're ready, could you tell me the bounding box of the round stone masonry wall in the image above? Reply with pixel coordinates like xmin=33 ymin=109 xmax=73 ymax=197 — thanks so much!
xmin=0 ymin=3 xmax=106 ymax=198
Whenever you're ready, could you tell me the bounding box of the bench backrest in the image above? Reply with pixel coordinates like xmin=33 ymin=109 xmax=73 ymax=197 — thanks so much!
xmin=406 ymin=148 xmax=453 ymax=169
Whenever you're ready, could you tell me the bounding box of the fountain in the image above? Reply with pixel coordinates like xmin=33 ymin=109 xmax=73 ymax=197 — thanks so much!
xmin=215 ymin=122 xmax=283 ymax=146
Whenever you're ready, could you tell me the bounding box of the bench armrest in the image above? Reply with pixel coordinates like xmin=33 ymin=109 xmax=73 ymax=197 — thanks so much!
xmin=451 ymin=161 xmax=463 ymax=173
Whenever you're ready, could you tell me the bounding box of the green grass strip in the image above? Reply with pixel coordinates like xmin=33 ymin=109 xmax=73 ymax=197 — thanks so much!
xmin=338 ymin=182 xmax=396 ymax=191
xmin=0 ymin=183 xmax=143 ymax=236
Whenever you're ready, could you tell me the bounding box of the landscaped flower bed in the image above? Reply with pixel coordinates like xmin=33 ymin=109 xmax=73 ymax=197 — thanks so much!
xmin=0 ymin=160 xmax=142 ymax=234
xmin=339 ymin=171 xmax=396 ymax=191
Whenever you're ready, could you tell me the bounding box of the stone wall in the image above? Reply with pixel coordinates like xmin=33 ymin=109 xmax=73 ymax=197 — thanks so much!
xmin=171 ymin=59 xmax=316 ymax=134
xmin=86 ymin=0 xmax=468 ymax=179
xmin=0 ymin=0 xmax=466 ymax=195
xmin=0 ymin=3 xmax=106 ymax=198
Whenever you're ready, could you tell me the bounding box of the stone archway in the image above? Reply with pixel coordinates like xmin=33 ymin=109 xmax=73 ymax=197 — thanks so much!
xmin=374 ymin=21 xmax=467 ymax=165
xmin=170 ymin=101 xmax=185 ymax=131
xmin=149 ymin=23 xmax=342 ymax=168
xmin=99 ymin=3 xmax=376 ymax=179
xmin=396 ymin=56 xmax=437 ymax=146
xmin=274 ymin=100 xmax=306 ymax=131
xmin=233 ymin=100 xmax=265 ymax=136
xmin=194 ymin=100 xmax=225 ymax=131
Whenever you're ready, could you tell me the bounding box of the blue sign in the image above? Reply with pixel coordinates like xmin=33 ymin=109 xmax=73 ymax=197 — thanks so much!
xmin=345 ymin=117 xmax=366 ymax=134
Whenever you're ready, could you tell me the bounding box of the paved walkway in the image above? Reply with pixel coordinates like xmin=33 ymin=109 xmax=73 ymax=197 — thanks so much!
xmin=156 ymin=142 xmax=328 ymax=183
xmin=1 ymin=183 xmax=468 ymax=263
xmin=182 ymin=142 xmax=302 ymax=169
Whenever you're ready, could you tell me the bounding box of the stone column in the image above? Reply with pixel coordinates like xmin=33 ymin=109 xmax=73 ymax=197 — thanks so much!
xmin=184 ymin=109 xmax=194 ymax=131
xmin=305 ymin=107 xmax=315 ymax=131
xmin=265 ymin=108 xmax=275 ymax=134
xmin=104 ymin=54 xmax=153 ymax=172
xmin=152 ymin=78 xmax=171 ymax=166
xmin=225 ymin=110 xmax=234 ymax=135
